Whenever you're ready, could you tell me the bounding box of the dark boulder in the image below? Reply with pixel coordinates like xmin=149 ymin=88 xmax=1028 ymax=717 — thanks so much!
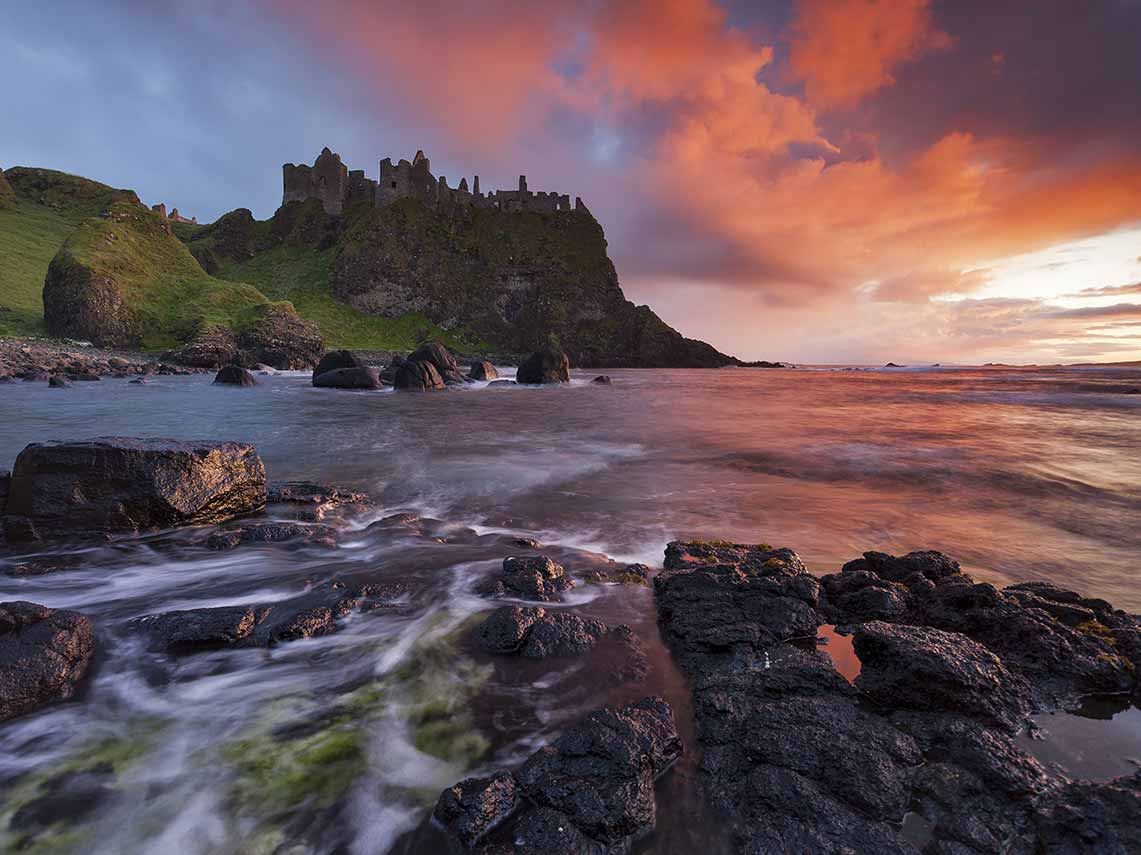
xmin=394 ymin=360 xmax=445 ymax=391
xmin=820 ymin=569 xmax=909 ymax=622
xmin=1 ymin=601 xmax=94 ymax=721
xmin=590 ymin=375 xmax=612 ymax=385
xmin=853 ymin=621 xmax=1033 ymax=730
xmin=409 ymin=341 xmax=459 ymax=376
xmin=379 ymin=354 xmax=405 ymax=385
xmin=515 ymin=696 xmax=681 ymax=847
xmin=4 ymin=437 xmax=266 ymax=536
xmin=312 ymin=350 xmax=365 ymax=381
xmin=161 ymin=325 xmax=238 ymax=368
xmin=1033 ymin=771 xmax=1141 ymax=855
xmin=433 ymin=771 xmax=518 ymax=847
xmin=48 ymin=375 xmax=71 ymax=388
xmin=516 ymin=349 xmax=570 ymax=384
xmin=213 ymin=365 xmax=258 ymax=386
xmin=507 ymin=806 xmax=607 ymax=855
xmin=204 ymin=522 xmax=336 ymax=550
xmin=469 ymin=360 xmax=499 ymax=381
xmin=477 ymin=605 xmax=544 ymax=654
xmin=477 ymin=605 xmax=618 ymax=658
xmin=484 ymin=555 xmax=575 ymax=601
xmin=313 ymin=366 xmax=383 ymax=389
xmin=0 ymin=469 xmax=9 ymax=515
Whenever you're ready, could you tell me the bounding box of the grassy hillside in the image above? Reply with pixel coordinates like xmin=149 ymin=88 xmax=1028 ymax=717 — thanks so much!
xmin=46 ymin=202 xmax=273 ymax=349
xmin=216 ymin=245 xmax=478 ymax=351
xmin=0 ymin=167 xmax=141 ymax=338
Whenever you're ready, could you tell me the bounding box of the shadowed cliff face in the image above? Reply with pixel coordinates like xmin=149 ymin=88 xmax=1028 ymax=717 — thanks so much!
xmin=193 ymin=197 xmax=738 ymax=368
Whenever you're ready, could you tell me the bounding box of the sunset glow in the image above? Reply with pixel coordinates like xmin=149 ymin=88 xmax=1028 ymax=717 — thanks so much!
xmin=5 ymin=0 xmax=1140 ymax=363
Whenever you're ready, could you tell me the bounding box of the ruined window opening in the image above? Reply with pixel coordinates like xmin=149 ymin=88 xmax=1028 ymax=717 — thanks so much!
xmin=390 ymin=181 xmax=397 ymax=188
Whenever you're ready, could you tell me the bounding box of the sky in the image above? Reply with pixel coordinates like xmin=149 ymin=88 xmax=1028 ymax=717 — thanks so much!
xmin=3 ymin=0 xmax=1141 ymax=364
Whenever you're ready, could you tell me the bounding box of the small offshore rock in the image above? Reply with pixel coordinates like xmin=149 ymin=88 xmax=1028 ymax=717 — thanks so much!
xmin=591 ymin=375 xmax=612 ymax=385
xmin=469 ymin=360 xmax=499 ymax=381
xmin=313 ymin=366 xmax=383 ymax=389
xmin=312 ymin=349 xmax=365 ymax=381
xmin=205 ymin=522 xmax=336 ymax=551
xmin=48 ymin=375 xmax=71 ymax=388
xmin=213 ymin=364 xmax=258 ymax=386
xmin=516 ymin=349 xmax=570 ymax=384
xmin=488 ymin=555 xmax=575 ymax=601
xmin=394 ymin=359 xmax=445 ymax=391
xmin=1 ymin=601 xmax=94 ymax=721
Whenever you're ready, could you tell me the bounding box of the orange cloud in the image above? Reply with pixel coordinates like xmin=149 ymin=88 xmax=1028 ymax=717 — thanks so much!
xmin=788 ymin=0 xmax=952 ymax=109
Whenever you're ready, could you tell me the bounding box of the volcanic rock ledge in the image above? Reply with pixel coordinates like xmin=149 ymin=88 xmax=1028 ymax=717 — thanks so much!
xmin=653 ymin=540 xmax=1141 ymax=854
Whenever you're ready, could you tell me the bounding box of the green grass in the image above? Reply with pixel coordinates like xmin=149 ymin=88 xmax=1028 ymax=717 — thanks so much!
xmin=216 ymin=244 xmax=483 ymax=351
xmin=53 ymin=202 xmax=270 ymax=349
xmin=0 ymin=200 xmax=73 ymax=336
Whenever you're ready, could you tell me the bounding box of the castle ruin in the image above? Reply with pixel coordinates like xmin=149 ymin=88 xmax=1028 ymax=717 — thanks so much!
xmin=150 ymin=203 xmax=197 ymax=225
xmin=282 ymin=147 xmax=590 ymax=218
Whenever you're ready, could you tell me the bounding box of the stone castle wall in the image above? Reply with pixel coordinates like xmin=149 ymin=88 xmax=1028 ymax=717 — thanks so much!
xmin=282 ymin=147 xmax=587 ymax=217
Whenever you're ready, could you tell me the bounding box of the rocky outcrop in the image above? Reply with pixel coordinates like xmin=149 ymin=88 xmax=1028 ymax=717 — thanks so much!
xmin=3 ymin=437 xmax=266 ymax=537
xmin=162 ymin=325 xmax=239 ymax=368
xmin=213 ymin=365 xmax=258 ymax=386
xmin=312 ymin=366 xmax=383 ymax=389
xmin=434 ymin=697 xmax=681 ymax=851
xmin=408 ymin=341 xmax=466 ymax=385
xmin=481 ymin=555 xmax=575 ymax=601
xmin=469 ymin=360 xmax=498 ymax=381
xmin=1 ymin=601 xmax=94 ymax=721
xmin=0 ymin=167 xmax=15 ymax=209
xmin=654 ymin=540 xmax=1141 ymax=854
xmin=394 ymin=359 xmax=445 ymax=390
xmin=517 ymin=349 xmax=570 ymax=384
xmin=43 ymin=247 xmax=140 ymax=347
xmin=236 ymin=303 xmax=323 ymax=369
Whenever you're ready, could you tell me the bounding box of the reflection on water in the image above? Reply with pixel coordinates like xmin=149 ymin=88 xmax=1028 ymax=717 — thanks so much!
xmin=816 ymin=625 xmax=861 ymax=683
xmin=1 ymin=364 xmax=1140 ymax=852
xmin=1021 ymin=700 xmax=1141 ymax=781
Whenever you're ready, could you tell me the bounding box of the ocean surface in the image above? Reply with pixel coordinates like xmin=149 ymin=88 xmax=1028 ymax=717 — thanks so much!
xmin=1 ymin=364 xmax=1139 ymax=853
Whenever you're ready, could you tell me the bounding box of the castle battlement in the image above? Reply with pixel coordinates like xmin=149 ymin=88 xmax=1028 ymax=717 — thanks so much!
xmin=282 ymin=147 xmax=590 ymax=218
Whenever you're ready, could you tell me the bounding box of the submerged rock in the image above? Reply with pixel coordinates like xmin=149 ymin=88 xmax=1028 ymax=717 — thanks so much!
xmin=469 ymin=360 xmax=499 ymax=381
xmin=3 ymin=437 xmax=266 ymax=536
xmin=136 ymin=605 xmax=258 ymax=652
xmin=48 ymin=374 xmax=71 ymax=388
xmin=213 ymin=364 xmax=258 ymax=386
xmin=591 ymin=375 xmax=612 ymax=385
xmin=204 ymin=521 xmax=336 ymax=550
xmin=312 ymin=366 xmax=383 ymax=389
xmin=1 ymin=601 xmax=94 ymax=721
xmin=516 ymin=349 xmax=570 ymax=384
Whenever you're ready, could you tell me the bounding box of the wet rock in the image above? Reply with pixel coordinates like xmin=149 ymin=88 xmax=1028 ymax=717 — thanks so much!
xmin=1033 ymin=771 xmax=1141 ymax=855
xmin=205 ymin=521 xmax=337 ymax=550
xmin=136 ymin=605 xmax=258 ymax=652
xmin=409 ymin=341 xmax=463 ymax=383
xmin=515 ymin=696 xmax=681 ymax=847
xmin=48 ymin=374 xmax=71 ymax=388
xmin=394 ymin=359 xmax=446 ymax=390
xmin=820 ymin=569 xmax=909 ymax=622
xmin=22 ymin=371 xmax=50 ymax=382
xmin=266 ymin=481 xmax=369 ymax=521
xmin=379 ymin=354 xmax=405 ymax=384
xmin=312 ymin=366 xmax=383 ymax=389
xmin=488 ymin=379 xmax=517 ymax=387
xmin=477 ymin=605 xmax=544 ymax=653
xmin=516 ymin=349 xmax=570 ymax=384
xmin=842 ymin=549 xmax=962 ymax=583
xmin=483 ymin=555 xmax=575 ymax=601
xmin=2 ymin=554 xmax=85 ymax=578
xmin=655 ymin=542 xmax=820 ymax=668
xmin=433 ymin=770 xmax=518 ymax=847
xmin=0 ymin=468 xmax=8 ymax=514
xmin=4 ymin=437 xmax=266 ymax=536
xmin=590 ymin=375 xmax=612 ymax=385
xmin=469 ymin=360 xmax=499 ymax=381
xmin=128 ymin=377 xmax=147 ymax=385
xmin=312 ymin=349 xmax=365 ymax=380
xmin=213 ymin=364 xmax=258 ymax=386
xmin=0 ymin=601 xmax=94 ymax=721
xmin=854 ymin=621 xmax=1033 ymax=730
xmin=504 ymin=806 xmax=607 ymax=855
